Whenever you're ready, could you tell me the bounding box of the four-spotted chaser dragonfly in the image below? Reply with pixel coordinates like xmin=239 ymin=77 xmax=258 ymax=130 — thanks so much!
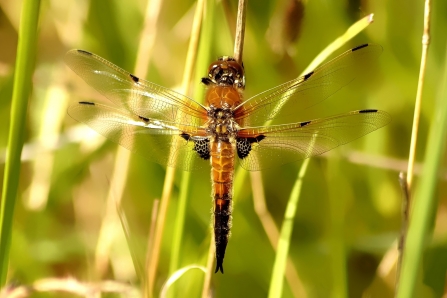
xmin=65 ymin=43 xmax=390 ymax=273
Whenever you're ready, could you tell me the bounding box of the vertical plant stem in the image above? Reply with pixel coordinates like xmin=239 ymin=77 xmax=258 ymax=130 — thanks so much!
xmin=268 ymin=158 xmax=310 ymax=298
xmin=395 ymin=0 xmax=431 ymax=290
xmin=262 ymin=15 xmax=375 ymax=297
xmin=406 ymin=0 xmax=431 ymax=191
xmin=201 ymin=236 xmax=215 ymax=298
xmin=117 ymin=0 xmax=164 ymax=295
xmin=143 ymin=199 xmax=160 ymax=298
xmin=396 ymin=171 xmax=410 ymax=288
xmin=193 ymin=0 xmax=215 ymax=290
xmin=148 ymin=167 xmax=175 ymax=296
xmin=251 ymin=171 xmax=306 ymax=298
xmin=233 ymin=0 xmax=247 ymax=64
xmin=169 ymin=0 xmax=205 ymax=276
xmin=168 ymin=171 xmax=191 ymax=297
xmin=396 ymin=41 xmax=447 ymax=298
xmin=95 ymin=0 xmax=163 ymax=286
xmin=0 ymin=0 xmax=41 ymax=286
xmin=327 ymin=159 xmax=347 ymax=298
xmin=168 ymin=1 xmax=210 ymax=297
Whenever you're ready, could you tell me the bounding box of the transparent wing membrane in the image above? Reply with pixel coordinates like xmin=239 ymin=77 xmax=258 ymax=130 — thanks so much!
xmin=65 ymin=50 xmax=208 ymax=127
xmin=234 ymin=44 xmax=383 ymax=127
xmin=66 ymin=44 xmax=389 ymax=172
xmin=68 ymin=102 xmax=209 ymax=171
xmin=237 ymin=109 xmax=390 ymax=171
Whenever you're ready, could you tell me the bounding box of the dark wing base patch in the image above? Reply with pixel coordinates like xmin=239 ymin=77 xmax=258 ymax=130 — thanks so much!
xmin=181 ymin=133 xmax=211 ymax=160
xmin=236 ymin=135 xmax=266 ymax=159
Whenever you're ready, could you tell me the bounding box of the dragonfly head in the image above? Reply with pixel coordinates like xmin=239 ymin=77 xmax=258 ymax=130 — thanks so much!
xmin=203 ymin=56 xmax=245 ymax=89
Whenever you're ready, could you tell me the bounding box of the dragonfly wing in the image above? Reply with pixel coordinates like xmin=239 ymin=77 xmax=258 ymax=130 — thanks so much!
xmin=69 ymin=101 xmax=210 ymax=171
xmin=65 ymin=49 xmax=208 ymax=127
xmin=236 ymin=109 xmax=390 ymax=171
xmin=233 ymin=44 xmax=383 ymax=127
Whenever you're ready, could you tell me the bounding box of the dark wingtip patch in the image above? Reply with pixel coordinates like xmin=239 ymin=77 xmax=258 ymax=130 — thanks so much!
xmin=352 ymin=44 xmax=369 ymax=52
xmin=300 ymin=120 xmax=311 ymax=127
xmin=77 ymin=49 xmax=92 ymax=55
xmin=303 ymin=71 xmax=314 ymax=80
xmin=138 ymin=115 xmax=150 ymax=122
xmin=79 ymin=101 xmax=95 ymax=105
xmin=130 ymin=74 xmax=139 ymax=83
xmin=359 ymin=109 xmax=378 ymax=113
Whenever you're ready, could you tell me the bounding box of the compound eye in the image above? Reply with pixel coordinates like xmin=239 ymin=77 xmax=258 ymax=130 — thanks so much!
xmin=214 ymin=69 xmax=224 ymax=81
xmin=207 ymin=62 xmax=220 ymax=75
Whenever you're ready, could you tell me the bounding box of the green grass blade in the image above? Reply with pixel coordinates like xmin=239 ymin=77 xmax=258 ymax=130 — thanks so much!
xmin=327 ymin=158 xmax=348 ymax=298
xmin=170 ymin=172 xmax=192 ymax=277
xmin=396 ymin=43 xmax=447 ymax=298
xmin=169 ymin=0 xmax=212 ymax=291
xmin=265 ymin=15 xmax=376 ymax=297
xmin=0 ymin=0 xmax=41 ymax=286
xmin=268 ymin=158 xmax=310 ymax=298
xmin=161 ymin=265 xmax=207 ymax=298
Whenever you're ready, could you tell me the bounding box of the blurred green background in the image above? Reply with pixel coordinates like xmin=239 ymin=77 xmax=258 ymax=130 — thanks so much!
xmin=0 ymin=0 xmax=447 ymax=297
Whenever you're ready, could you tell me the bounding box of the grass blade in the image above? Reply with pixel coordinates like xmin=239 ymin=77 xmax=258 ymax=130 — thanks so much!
xmin=396 ymin=41 xmax=447 ymax=298
xmin=169 ymin=1 xmax=209 ymax=297
xmin=265 ymin=15 xmax=376 ymax=297
xmin=268 ymin=158 xmax=310 ymax=298
xmin=0 ymin=0 xmax=41 ymax=285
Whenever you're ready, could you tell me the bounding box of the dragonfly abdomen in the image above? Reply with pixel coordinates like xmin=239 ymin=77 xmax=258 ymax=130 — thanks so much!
xmin=210 ymin=140 xmax=235 ymax=273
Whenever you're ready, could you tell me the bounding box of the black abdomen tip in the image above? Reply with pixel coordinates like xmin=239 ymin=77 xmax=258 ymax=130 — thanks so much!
xmin=215 ymin=259 xmax=224 ymax=274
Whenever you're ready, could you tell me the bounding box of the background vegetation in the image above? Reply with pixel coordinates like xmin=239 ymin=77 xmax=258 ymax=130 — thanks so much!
xmin=0 ymin=0 xmax=446 ymax=297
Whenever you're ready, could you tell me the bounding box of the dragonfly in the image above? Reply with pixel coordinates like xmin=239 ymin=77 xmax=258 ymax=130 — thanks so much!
xmin=65 ymin=43 xmax=390 ymax=274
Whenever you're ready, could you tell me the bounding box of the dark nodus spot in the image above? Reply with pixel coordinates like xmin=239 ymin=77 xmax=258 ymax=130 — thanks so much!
xmin=138 ymin=115 xmax=150 ymax=122
xmin=300 ymin=121 xmax=311 ymax=127
xmin=77 ymin=49 xmax=92 ymax=55
xmin=130 ymin=74 xmax=139 ymax=83
xmin=304 ymin=71 xmax=314 ymax=80
xmin=352 ymin=44 xmax=368 ymax=51
xmin=79 ymin=101 xmax=95 ymax=105
xmin=359 ymin=109 xmax=378 ymax=113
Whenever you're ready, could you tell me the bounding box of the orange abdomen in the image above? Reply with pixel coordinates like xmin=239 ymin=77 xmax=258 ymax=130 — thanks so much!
xmin=210 ymin=140 xmax=235 ymax=273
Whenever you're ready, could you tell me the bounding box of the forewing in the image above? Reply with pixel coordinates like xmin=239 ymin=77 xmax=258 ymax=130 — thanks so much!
xmin=68 ymin=101 xmax=210 ymax=171
xmin=234 ymin=44 xmax=383 ymax=127
xmin=237 ymin=109 xmax=390 ymax=171
xmin=65 ymin=50 xmax=208 ymax=126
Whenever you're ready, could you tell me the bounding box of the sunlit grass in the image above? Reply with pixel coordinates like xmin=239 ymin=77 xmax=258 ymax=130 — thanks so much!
xmin=396 ymin=42 xmax=447 ymax=298
xmin=0 ymin=0 xmax=41 ymax=286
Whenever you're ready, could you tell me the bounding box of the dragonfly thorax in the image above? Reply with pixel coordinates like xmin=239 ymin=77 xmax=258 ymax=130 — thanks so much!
xmin=207 ymin=106 xmax=238 ymax=141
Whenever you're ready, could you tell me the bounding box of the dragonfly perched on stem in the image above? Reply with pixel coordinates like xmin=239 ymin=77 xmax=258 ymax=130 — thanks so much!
xmin=65 ymin=43 xmax=390 ymax=273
